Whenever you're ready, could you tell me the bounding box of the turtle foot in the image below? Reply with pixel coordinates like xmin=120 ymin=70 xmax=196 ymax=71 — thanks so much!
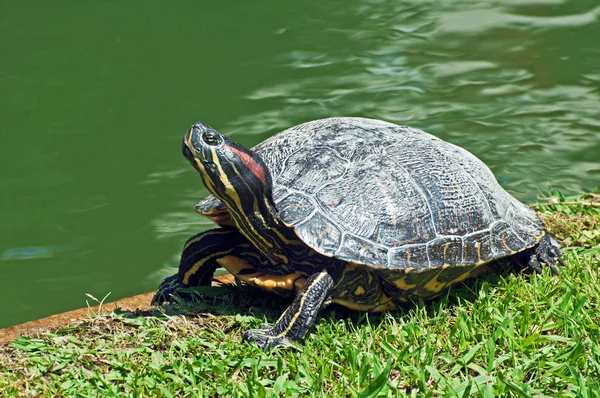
xmin=526 ymin=233 xmax=565 ymax=275
xmin=243 ymin=325 xmax=295 ymax=351
xmin=151 ymin=275 xmax=189 ymax=306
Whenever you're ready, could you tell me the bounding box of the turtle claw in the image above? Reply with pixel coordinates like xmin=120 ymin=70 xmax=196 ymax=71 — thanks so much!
xmin=527 ymin=234 xmax=564 ymax=275
xmin=243 ymin=327 xmax=295 ymax=351
xmin=151 ymin=275 xmax=187 ymax=306
xmin=527 ymin=256 xmax=543 ymax=274
xmin=257 ymin=323 xmax=272 ymax=331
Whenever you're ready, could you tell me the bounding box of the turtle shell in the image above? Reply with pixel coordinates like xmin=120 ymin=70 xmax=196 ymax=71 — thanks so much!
xmin=195 ymin=117 xmax=543 ymax=270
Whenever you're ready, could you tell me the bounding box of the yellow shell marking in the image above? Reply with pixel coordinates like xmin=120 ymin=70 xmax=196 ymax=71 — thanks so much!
xmin=423 ymin=273 xmax=448 ymax=294
xmin=500 ymin=236 xmax=516 ymax=254
xmin=476 ymin=242 xmax=482 ymax=264
xmin=252 ymin=273 xmax=303 ymax=291
xmin=446 ymin=269 xmax=475 ymax=285
xmin=393 ymin=277 xmax=417 ymax=290
xmin=217 ymin=255 xmax=301 ymax=291
xmin=332 ymin=295 xmax=398 ymax=313
xmin=354 ymin=285 xmax=366 ymax=296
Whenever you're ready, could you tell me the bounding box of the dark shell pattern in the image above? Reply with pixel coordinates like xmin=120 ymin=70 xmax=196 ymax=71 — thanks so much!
xmin=198 ymin=118 xmax=543 ymax=271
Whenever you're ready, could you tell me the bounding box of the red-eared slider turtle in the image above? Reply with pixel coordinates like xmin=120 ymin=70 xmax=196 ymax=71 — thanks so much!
xmin=152 ymin=117 xmax=564 ymax=349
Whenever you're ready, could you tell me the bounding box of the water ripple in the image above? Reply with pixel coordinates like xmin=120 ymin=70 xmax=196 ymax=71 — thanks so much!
xmin=232 ymin=0 xmax=600 ymax=201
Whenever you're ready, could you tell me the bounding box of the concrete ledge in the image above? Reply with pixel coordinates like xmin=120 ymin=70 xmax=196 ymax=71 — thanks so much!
xmin=0 ymin=274 xmax=235 ymax=345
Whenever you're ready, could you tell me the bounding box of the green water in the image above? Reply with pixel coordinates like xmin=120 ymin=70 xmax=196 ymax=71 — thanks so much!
xmin=1 ymin=0 xmax=599 ymax=328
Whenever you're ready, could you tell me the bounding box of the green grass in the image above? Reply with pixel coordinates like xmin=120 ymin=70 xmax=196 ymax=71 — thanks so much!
xmin=1 ymin=192 xmax=599 ymax=397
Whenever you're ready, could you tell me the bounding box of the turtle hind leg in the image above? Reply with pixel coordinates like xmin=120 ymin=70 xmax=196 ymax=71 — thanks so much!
xmin=526 ymin=233 xmax=565 ymax=275
xmin=243 ymin=270 xmax=334 ymax=350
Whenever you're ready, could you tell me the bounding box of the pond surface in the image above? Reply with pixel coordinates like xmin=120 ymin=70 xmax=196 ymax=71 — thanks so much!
xmin=1 ymin=0 xmax=599 ymax=327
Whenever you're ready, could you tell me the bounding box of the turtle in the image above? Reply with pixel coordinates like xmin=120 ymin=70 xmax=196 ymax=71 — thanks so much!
xmin=152 ymin=117 xmax=564 ymax=349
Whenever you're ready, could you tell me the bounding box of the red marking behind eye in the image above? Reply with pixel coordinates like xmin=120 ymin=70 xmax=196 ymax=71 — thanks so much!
xmin=230 ymin=147 xmax=266 ymax=183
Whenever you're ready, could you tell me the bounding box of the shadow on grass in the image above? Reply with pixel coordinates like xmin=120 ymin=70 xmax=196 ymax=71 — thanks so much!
xmin=113 ymin=282 xmax=295 ymax=324
xmin=112 ymin=263 xmax=528 ymax=334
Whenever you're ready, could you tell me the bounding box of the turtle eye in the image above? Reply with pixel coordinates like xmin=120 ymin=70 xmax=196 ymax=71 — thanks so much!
xmin=202 ymin=130 xmax=222 ymax=146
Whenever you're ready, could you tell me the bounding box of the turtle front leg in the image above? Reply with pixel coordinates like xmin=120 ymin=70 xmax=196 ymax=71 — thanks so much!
xmin=243 ymin=270 xmax=334 ymax=350
xmin=152 ymin=227 xmax=250 ymax=305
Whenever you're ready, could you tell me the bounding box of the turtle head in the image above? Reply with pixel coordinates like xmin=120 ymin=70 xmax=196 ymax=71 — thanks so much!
xmin=183 ymin=122 xmax=274 ymax=206
xmin=183 ymin=122 xmax=289 ymax=264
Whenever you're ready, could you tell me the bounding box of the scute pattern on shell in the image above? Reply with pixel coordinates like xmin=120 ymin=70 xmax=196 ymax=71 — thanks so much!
xmin=199 ymin=118 xmax=543 ymax=270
